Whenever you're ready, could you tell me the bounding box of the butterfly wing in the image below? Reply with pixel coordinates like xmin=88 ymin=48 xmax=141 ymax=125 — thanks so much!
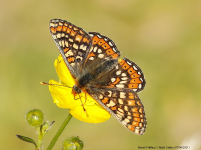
xmin=87 ymin=32 xmax=120 ymax=62
xmin=87 ymin=87 xmax=147 ymax=135
xmin=106 ymin=58 xmax=146 ymax=92
xmin=49 ymin=19 xmax=92 ymax=78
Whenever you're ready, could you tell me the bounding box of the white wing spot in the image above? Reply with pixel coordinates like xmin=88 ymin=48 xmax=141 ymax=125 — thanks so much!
xmin=133 ymin=65 xmax=138 ymax=70
xmin=127 ymin=61 xmax=132 ymax=66
xmin=98 ymin=54 xmax=104 ymax=58
xmin=98 ymin=94 xmax=103 ymax=99
xmin=124 ymin=106 xmax=129 ymax=111
xmin=65 ymin=41 xmax=69 ymax=47
xmin=80 ymin=44 xmax=87 ymax=51
xmin=116 ymin=110 xmax=124 ymax=116
xmin=124 ymin=118 xmax=130 ymax=123
xmin=89 ymin=57 xmax=94 ymax=60
xmin=61 ymin=33 xmax=65 ymax=37
xmin=89 ymin=33 xmax=94 ymax=37
xmin=73 ymin=43 xmax=78 ymax=49
xmin=93 ymin=46 xmax=98 ymax=52
xmin=57 ymin=33 xmax=61 ymax=38
xmin=111 ymin=78 xmax=116 ymax=82
xmin=120 ymin=92 xmax=126 ymax=98
xmin=137 ymin=71 xmax=141 ymax=75
xmin=121 ymin=77 xmax=129 ymax=80
xmin=61 ymin=40 xmax=65 ymax=47
xmin=109 ymin=42 xmax=113 ymax=46
xmin=119 ymin=81 xmax=127 ymax=84
xmin=116 ymin=84 xmax=125 ymax=88
xmin=59 ymin=41 xmax=62 ymax=46
xmin=135 ymin=129 xmax=140 ymax=134
xmin=108 ymin=91 xmax=112 ymax=97
xmin=106 ymin=100 xmax=116 ymax=107
xmin=69 ymin=38 xmax=73 ymax=42
xmin=112 ymin=47 xmax=117 ymax=52
xmin=140 ymin=78 xmax=143 ymax=82
xmin=116 ymin=70 xmax=121 ymax=75
xmin=121 ymin=73 xmax=126 ymax=76
xmin=118 ymin=99 xmax=124 ymax=104
xmin=97 ymin=34 xmax=102 ymax=38
xmin=104 ymin=38 xmax=108 ymax=41
xmin=82 ymin=45 xmax=87 ymax=51
xmin=65 ymin=50 xmax=73 ymax=57
xmin=118 ymin=108 xmax=124 ymax=113
xmin=50 ymin=22 xmax=57 ymax=27
xmin=98 ymin=49 xmax=102 ymax=53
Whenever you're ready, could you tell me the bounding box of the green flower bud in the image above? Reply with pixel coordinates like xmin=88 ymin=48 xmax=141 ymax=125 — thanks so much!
xmin=63 ymin=136 xmax=84 ymax=150
xmin=41 ymin=122 xmax=50 ymax=135
xmin=26 ymin=109 xmax=44 ymax=127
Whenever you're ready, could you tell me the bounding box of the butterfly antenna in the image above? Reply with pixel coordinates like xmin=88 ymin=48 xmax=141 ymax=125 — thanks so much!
xmin=40 ymin=82 xmax=72 ymax=88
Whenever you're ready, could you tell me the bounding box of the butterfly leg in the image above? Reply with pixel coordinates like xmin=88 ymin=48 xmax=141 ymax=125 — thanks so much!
xmin=73 ymin=93 xmax=87 ymax=113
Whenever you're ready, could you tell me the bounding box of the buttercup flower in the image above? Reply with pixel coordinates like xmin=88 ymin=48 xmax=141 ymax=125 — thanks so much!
xmin=49 ymin=55 xmax=111 ymax=123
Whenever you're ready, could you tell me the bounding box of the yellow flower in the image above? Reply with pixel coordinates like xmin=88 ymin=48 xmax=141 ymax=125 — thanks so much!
xmin=49 ymin=55 xmax=111 ymax=123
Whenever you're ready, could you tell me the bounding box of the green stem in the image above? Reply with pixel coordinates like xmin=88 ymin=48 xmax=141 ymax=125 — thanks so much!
xmin=36 ymin=126 xmax=43 ymax=150
xmin=46 ymin=113 xmax=73 ymax=150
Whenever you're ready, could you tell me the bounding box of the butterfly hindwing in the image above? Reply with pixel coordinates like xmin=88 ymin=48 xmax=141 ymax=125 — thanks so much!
xmin=87 ymin=87 xmax=147 ymax=135
xmin=107 ymin=58 xmax=146 ymax=92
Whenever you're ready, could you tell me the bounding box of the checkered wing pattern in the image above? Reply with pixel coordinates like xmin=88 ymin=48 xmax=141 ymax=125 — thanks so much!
xmin=91 ymin=57 xmax=146 ymax=93
xmin=86 ymin=32 xmax=120 ymax=63
xmin=50 ymin=19 xmax=92 ymax=78
xmin=87 ymin=87 xmax=146 ymax=135
xmin=108 ymin=58 xmax=146 ymax=92
xmin=81 ymin=32 xmax=121 ymax=79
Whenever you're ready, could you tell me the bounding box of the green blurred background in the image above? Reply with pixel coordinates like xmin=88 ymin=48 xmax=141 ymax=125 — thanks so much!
xmin=1 ymin=0 xmax=201 ymax=149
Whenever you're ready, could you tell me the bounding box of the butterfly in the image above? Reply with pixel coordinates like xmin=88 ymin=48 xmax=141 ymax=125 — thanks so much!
xmin=49 ymin=19 xmax=147 ymax=135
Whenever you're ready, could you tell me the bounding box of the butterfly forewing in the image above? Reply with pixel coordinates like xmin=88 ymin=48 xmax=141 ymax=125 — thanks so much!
xmin=87 ymin=87 xmax=147 ymax=135
xmin=50 ymin=19 xmax=92 ymax=77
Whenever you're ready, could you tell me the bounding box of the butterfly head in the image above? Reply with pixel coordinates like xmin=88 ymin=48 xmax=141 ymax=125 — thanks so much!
xmin=72 ymin=85 xmax=82 ymax=95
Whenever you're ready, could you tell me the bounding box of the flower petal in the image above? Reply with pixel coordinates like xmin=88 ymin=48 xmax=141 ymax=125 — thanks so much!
xmin=70 ymin=103 xmax=111 ymax=123
xmin=49 ymin=80 xmax=78 ymax=109
xmin=54 ymin=55 xmax=75 ymax=87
